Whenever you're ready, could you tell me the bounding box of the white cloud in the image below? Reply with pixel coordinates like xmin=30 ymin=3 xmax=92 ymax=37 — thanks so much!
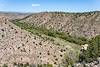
xmin=32 ymin=4 xmax=40 ymax=7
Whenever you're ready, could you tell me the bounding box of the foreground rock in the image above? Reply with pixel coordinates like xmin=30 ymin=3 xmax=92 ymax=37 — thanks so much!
xmin=74 ymin=57 xmax=100 ymax=67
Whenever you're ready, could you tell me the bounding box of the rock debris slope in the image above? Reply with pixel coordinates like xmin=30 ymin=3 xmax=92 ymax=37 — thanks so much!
xmin=0 ymin=17 xmax=79 ymax=67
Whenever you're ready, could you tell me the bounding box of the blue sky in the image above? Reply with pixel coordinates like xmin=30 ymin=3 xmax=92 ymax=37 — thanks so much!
xmin=0 ymin=0 xmax=100 ymax=12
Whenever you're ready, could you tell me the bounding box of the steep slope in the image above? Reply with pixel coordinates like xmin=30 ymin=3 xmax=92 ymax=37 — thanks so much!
xmin=20 ymin=11 xmax=100 ymax=38
xmin=0 ymin=17 xmax=80 ymax=67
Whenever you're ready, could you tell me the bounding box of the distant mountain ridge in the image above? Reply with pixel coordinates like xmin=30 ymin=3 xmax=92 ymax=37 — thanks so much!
xmin=0 ymin=11 xmax=31 ymax=20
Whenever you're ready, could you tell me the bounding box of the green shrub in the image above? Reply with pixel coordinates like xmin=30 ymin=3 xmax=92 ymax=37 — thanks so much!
xmin=2 ymin=64 xmax=8 ymax=67
xmin=79 ymin=35 xmax=100 ymax=62
xmin=47 ymin=31 xmax=55 ymax=37
xmin=38 ymin=64 xmax=53 ymax=67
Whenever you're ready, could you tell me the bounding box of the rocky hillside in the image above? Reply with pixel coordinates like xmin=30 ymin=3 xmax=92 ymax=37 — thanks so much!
xmin=0 ymin=17 xmax=80 ymax=67
xmin=20 ymin=11 xmax=100 ymax=38
xmin=0 ymin=11 xmax=100 ymax=67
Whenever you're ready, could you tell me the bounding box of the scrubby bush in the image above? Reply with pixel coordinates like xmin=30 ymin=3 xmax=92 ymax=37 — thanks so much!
xmin=13 ymin=63 xmax=30 ymax=67
xmin=47 ymin=31 xmax=56 ymax=37
xmin=79 ymin=35 xmax=100 ymax=62
xmin=38 ymin=64 xmax=53 ymax=67
xmin=2 ymin=64 xmax=8 ymax=67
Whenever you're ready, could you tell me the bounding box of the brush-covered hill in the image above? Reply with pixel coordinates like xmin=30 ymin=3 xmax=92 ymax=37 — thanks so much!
xmin=0 ymin=17 xmax=80 ymax=67
xmin=20 ymin=11 xmax=100 ymax=38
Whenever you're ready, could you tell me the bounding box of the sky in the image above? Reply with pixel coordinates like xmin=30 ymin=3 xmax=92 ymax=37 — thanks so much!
xmin=0 ymin=0 xmax=100 ymax=13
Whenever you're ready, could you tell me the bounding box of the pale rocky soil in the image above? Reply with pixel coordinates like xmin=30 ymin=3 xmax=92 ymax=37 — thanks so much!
xmin=0 ymin=17 xmax=80 ymax=67
xmin=20 ymin=11 xmax=100 ymax=38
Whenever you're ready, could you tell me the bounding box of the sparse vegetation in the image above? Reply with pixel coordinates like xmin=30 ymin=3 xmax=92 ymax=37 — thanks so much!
xmin=13 ymin=63 xmax=53 ymax=67
xmin=1 ymin=11 xmax=100 ymax=67
xmin=14 ymin=21 xmax=88 ymax=45
xmin=13 ymin=20 xmax=100 ymax=66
